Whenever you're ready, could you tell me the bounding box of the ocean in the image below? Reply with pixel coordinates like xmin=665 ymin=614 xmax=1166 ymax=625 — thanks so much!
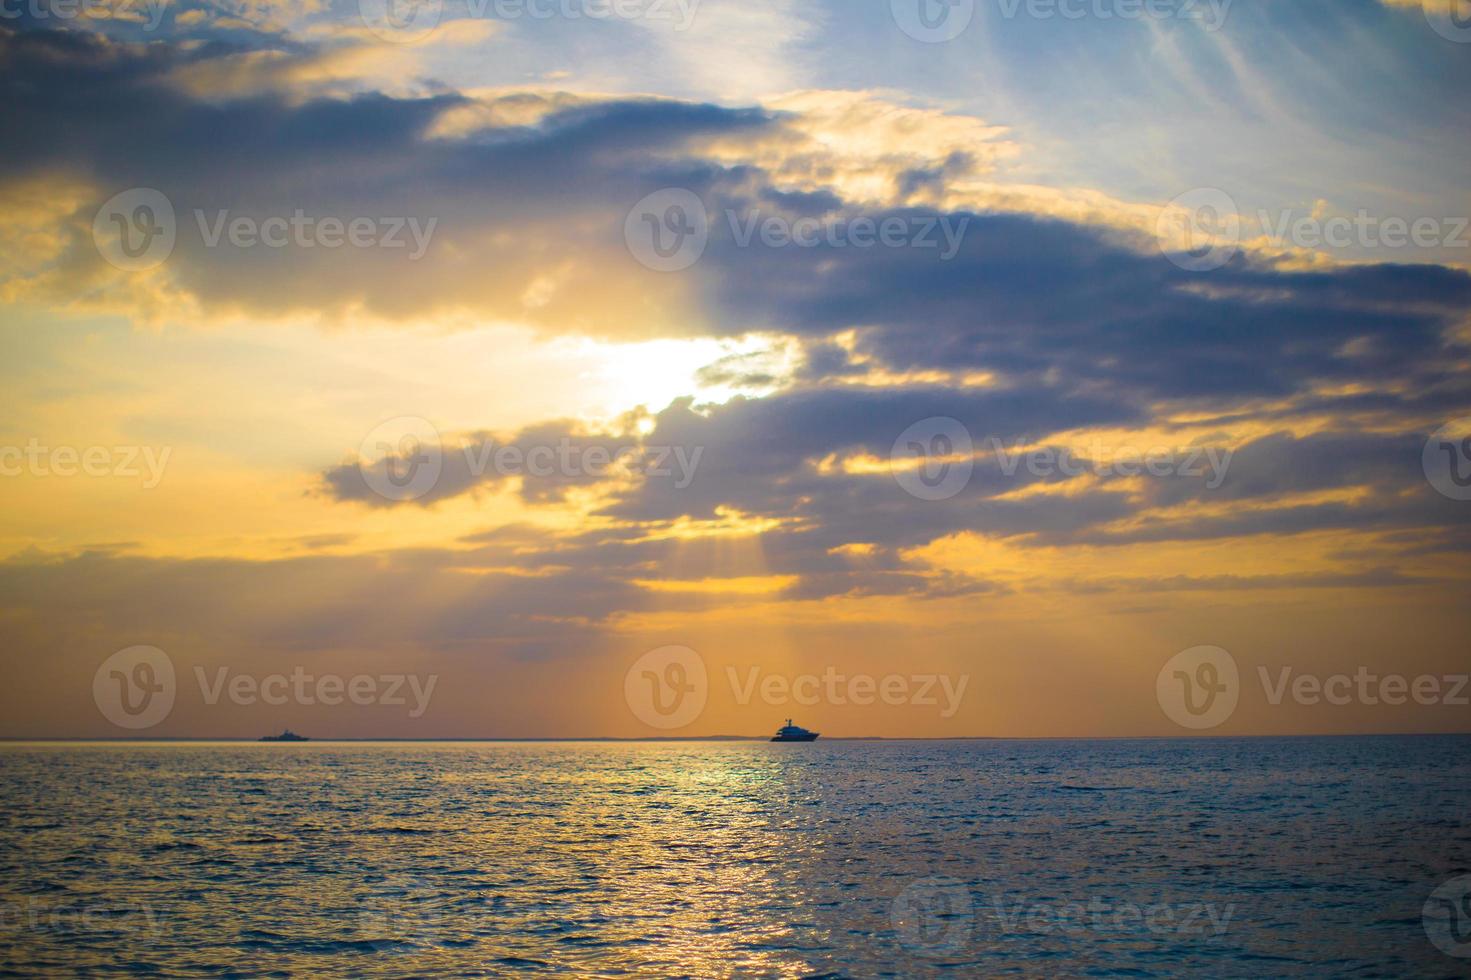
xmin=2 ymin=736 xmax=1469 ymax=976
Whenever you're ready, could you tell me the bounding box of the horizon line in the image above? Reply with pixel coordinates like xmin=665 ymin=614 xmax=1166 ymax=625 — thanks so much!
xmin=4 ymin=731 xmax=1471 ymax=743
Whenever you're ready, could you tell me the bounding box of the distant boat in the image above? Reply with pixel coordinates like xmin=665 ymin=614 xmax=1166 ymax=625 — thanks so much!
xmin=259 ymin=729 xmax=309 ymax=742
xmin=770 ymin=719 xmax=819 ymax=742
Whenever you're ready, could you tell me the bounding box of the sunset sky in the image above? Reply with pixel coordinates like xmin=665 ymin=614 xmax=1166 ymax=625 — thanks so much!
xmin=2 ymin=0 xmax=1469 ymax=738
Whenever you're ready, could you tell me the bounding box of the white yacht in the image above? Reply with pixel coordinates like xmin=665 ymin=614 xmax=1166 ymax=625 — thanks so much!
xmin=770 ymin=719 xmax=819 ymax=742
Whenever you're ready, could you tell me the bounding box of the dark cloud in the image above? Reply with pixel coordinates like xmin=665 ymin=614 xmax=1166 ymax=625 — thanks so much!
xmin=696 ymin=207 xmax=1471 ymax=403
xmin=5 ymin=20 xmax=1470 ymax=631
xmin=6 ymin=21 xmax=1469 ymax=403
xmin=0 ymin=23 xmax=778 ymax=323
xmin=323 ymin=417 xmax=697 ymax=509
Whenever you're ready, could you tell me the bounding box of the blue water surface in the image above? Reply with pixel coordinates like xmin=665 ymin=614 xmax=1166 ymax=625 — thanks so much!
xmin=1 ymin=736 xmax=1468 ymax=976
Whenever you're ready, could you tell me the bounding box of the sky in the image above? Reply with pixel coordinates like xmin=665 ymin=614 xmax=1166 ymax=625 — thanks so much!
xmin=1 ymin=0 xmax=1469 ymax=738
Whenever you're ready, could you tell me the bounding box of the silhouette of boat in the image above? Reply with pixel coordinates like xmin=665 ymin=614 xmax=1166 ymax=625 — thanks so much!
xmin=258 ymin=729 xmax=309 ymax=742
xmin=770 ymin=719 xmax=819 ymax=742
